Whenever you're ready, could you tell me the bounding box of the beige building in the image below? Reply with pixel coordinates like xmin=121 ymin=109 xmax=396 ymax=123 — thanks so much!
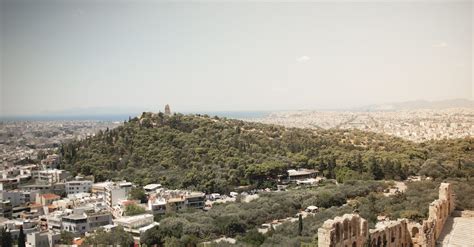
xmin=36 ymin=193 xmax=60 ymax=206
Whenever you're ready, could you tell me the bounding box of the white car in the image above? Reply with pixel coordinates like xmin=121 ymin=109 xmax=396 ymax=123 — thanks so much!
xmin=210 ymin=193 xmax=221 ymax=200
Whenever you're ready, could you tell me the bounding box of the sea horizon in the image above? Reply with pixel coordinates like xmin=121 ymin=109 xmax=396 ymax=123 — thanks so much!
xmin=0 ymin=111 xmax=273 ymax=122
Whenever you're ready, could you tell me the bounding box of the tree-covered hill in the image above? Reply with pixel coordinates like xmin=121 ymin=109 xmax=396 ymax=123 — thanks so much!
xmin=60 ymin=112 xmax=473 ymax=193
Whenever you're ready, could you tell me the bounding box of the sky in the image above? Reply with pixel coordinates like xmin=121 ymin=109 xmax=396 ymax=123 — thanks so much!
xmin=0 ymin=0 xmax=473 ymax=116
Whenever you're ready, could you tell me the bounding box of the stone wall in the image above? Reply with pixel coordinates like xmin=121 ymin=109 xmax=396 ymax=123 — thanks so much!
xmin=367 ymin=219 xmax=412 ymax=247
xmin=318 ymin=214 xmax=368 ymax=247
xmin=317 ymin=183 xmax=454 ymax=247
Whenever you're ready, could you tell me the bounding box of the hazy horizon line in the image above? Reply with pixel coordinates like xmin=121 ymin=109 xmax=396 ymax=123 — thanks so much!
xmin=1 ymin=98 xmax=472 ymax=121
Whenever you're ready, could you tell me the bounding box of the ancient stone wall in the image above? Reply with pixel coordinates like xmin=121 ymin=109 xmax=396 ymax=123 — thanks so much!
xmin=317 ymin=183 xmax=455 ymax=247
xmin=318 ymin=214 xmax=368 ymax=247
xmin=367 ymin=219 xmax=412 ymax=247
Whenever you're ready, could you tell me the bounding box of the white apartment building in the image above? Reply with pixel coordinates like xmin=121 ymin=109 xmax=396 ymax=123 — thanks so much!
xmin=37 ymin=169 xmax=70 ymax=184
xmin=0 ymin=191 xmax=32 ymax=207
xmin=65 ymin=180 xmax=93 ymax=195
xmin=26 ymin=231 xmax=61 ymax=247
xmin=104 ymin=182 xmax=133 ymax=209
xmin=45 ymin=212 xmax=65 ymax=231
xmin=61 ymin=210 xmax=113 ymax=234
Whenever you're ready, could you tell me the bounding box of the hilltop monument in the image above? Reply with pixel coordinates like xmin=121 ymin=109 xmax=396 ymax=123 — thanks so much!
xmin=164 ymin=104 xmax=171 ymax=115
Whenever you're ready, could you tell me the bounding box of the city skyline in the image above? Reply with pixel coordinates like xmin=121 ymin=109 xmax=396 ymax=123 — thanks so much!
xmin=1 ymin=0 xmax=473 ymax=116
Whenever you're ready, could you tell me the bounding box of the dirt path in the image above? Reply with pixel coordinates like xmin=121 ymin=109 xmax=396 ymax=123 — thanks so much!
xmin=383 ymin=181 xmax=407 ymax=197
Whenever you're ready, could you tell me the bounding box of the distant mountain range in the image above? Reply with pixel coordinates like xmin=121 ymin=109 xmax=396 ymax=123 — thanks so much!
xmin=355 ymin=99 xmax=473 ymax=111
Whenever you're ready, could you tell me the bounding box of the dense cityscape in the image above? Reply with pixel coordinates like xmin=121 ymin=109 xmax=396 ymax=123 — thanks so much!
xmin=0 ymin=121 xmax=121 ymax=163
xmin=254 ymin=108 xmax=474 ymax=143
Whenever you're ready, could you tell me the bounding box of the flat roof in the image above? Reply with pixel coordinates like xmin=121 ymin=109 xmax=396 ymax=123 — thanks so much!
xmin=119 ymin=182 xmax=133 ymax=187
xmin=63 ymin=214 xmax=87 ymax=220
xmin=114 ymin=214 xmax=154 ymax=224
xmin=187 ymin=192 xmax=205 ymax=198
xmin=143 ymin=184 xmax=162 ymax=190
xmin=287 ymin=169 xmax=318 ymax=176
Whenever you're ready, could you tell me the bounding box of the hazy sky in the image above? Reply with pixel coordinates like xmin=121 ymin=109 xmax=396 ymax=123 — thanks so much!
xmin=0 ymin=0 xmax=472 ymax=116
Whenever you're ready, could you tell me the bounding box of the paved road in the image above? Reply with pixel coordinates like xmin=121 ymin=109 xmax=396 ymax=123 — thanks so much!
xmin=437 ymin=217 xmax=474 ymax=247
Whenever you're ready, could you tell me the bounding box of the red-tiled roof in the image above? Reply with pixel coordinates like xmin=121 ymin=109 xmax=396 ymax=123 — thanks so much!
xmin=122 ymin=200 xmax=136 ymax=206
xmin=41 ymin=193 xmax=60 ymax=200
xmin=73 ymin=238 xmax=84 ymax=245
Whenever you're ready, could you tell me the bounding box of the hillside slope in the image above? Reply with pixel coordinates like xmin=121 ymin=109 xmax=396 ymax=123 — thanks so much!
xmin=60 ymin=113 xmax=473 ymax=193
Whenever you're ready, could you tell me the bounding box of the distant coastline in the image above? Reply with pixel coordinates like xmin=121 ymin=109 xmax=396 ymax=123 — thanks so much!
xmin=2 ymin=99 xmax=471 ymax=122
xmin=0 ymin=111 xmax=272 ymax=122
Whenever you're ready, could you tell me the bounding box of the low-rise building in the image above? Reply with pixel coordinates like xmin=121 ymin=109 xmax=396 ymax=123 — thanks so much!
xmin=36 ymin=193 xmax=61 ymax=206
xmin=91 ymin=181 xmax=114 ymax=196
xmin=186 ymin=192 xmax=206 ymax=209
xmin=0 ymin=179 xmax=19 ymax=190
xmin=148 ymin=197 xmax=167 ymax=215
xmin=19 ymin=183 xmax=65 ymax=196
xmin=37 ymin=169 xmax=70 ymax=184
xmin=286 ymin=169 xmax=318 ymax=183
xmin=26 ymin=230 xmax=61 ymax=247
xmin=143 ymin=184 xmax=162 ymax=193
xmin=60 ymin=209 xmax=113 ymax=234
xmin=87 ymin=211 xmax=113 ymax=230
xmin=45 ymin=212 xmax=64 ymax=231
xmin=0 ymin=190 xmax=34 ymax=207
xmin=40 ymin=154 xmax=60 ymax=169
xmin=0 ymin=200 xmax=12 ymax=219
xmin=62 ymin=213 xmax=88 ymax=234
xmin=114 ymin=213 xmax=154 ymax=230
xmin=0 ymin=219 xmax=38 ymax=240
xmin=147 ymin=190 xmax=205 ymax=214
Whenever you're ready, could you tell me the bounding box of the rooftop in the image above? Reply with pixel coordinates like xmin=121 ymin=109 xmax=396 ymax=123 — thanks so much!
xmin=143 ymin=184 xmax=162 ymax=190
xmin=287 ymin=169 xmax=318 ymax=177
xmin=63 ymin=214 xmax=87 ymax=220
xmin=114 ymin=214 xmax=154 ymax=224
xmin=41 ymin=193 xmax=60 ymax=200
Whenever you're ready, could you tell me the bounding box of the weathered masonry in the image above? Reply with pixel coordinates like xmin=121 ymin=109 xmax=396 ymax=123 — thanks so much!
xmin=318 ymin=183 xmax=454 ymax=247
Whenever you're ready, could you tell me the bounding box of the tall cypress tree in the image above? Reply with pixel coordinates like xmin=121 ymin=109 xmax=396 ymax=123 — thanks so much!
xmin=18 ymin=226 xmax=26 ymax=247
xmin=298 ymin=214 xmax=303 ymax=236
xmin=1 ymin=227 xmax=12 ymax=247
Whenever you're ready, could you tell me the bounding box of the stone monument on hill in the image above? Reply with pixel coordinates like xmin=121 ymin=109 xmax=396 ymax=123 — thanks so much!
xmin=164 ymin=104 xmax=171 ymax=115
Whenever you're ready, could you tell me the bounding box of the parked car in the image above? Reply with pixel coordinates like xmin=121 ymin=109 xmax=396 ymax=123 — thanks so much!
xmin=210 ymin=193 xmax=221 ymax=200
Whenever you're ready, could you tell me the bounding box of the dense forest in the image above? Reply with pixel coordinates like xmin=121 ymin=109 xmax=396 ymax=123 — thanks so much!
xmin=60 ymin=112 xmax=473 ymax=193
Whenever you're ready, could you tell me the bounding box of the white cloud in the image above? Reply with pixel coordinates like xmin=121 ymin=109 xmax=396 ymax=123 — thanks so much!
xmin=297 ymin=55 xmax=311 ymax=62
xmin=432 ymin=42 xmax=448 ymax=48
